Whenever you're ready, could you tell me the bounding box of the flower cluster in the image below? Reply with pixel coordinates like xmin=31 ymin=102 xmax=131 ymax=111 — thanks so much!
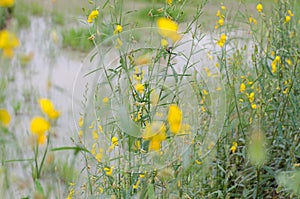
xmin=285 ymin=10 xmax=294 ymax=23
xmin=87 ymin=10 xmax=99 ymax=24
xmin=216 ymin=33 xmax=227 ymax=47
xmin=142 ymin=104 xmax=190 ymax=152
xmin=271 ymin=55 xmax=281 ymax=73
xmin=30 ymin=98 xmax=60 ymax=145
xmin=215 ymin=5 xmax=226 ymax=29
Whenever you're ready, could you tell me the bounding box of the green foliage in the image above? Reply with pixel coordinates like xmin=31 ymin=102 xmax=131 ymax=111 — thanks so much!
xmin=62 ymin=27 xmax=94 ymax=52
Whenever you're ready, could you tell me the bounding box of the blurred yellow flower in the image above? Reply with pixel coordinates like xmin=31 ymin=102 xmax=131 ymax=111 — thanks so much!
xmin=218 ymin=18 xmax=224 ymax=26
xmin=30 ymin=117 xmax=50 ymax=145
xmin=285 ymin=15 xmax=291 ymax=23
xmin=112 ymin=136 xmax=118 ymax=146
xmin=0 ymin=30 xmax=19 ymax=58
xmin=166 ymin=0 xmax=172 ymax=6
xmin=95 ymin=148 xmax=103 ymax=162
xmin=288 ymin=10 xmax=294 ymax=17
xmin=103 ymin=97 xmax=109 ymax=103
xmin=251 ymin=103 xmax=257 ymax=109
xmin=161 ymin=39 xmax=168 ymax=47
xmin=221 ymin=5 xmax=226 ymax=10
xmin=143 ymin=121 xmax=166 ymax=151
xmin=167 ymin=104 xmax=182 ymax=134
xmin=38 ymin=98 xmax=60 ymax=119
xmin=92 ymin=130 xmax=98 ymax=140
xmin=104 ymin=166 xmax=113 ymax=176
xmin=256 ymin=3 xmax=263 ymax=13
xmin=135 ymin=83 xmax=145 ymax=94
xmin=240 ymin=83 xmax=246 ymax=92
xmin=0 ymin=108 xmax=11 ymax=127
xmin=216 ymin=34 xmax=226 ymax=47
xmin=157 ymin=18 xmax=181 ymax=42
xmin=113 ymin=25 xmax=123 ymax=34
xmin=0 ymin=0 xmax=14 ymax=7
xmin=87 ymin=10 xmax=99 ymax=23
xmin=230 ymin=142 xmax=238 ymax=153
xmin=248 ymin=92 xmax=255 ymax=103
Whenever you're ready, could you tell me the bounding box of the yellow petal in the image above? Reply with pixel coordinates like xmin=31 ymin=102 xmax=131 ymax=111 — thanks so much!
xmin=0 ymin=109 xmax=11 ymax=127
xmin=30 ymin=117 xmax=50 ymax=136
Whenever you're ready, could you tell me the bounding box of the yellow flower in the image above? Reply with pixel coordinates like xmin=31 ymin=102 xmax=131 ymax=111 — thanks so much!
xmin=240 ymin=83 xmax=246 ymax=92
xmin=112 ymin=136 xmax=118 ymax=146
xmin=251 ymin=103 xmax=257 ymax=109
xmin=104 ymin=166 xmax=113 ymax=176
xmin=256 ymin=3 xmax=263 ymax=13
xmin=167 ymin=104 xmax=182 ymax=134
xmin=166 ymin=0 xmax=172 ymax=6
xmin=285 ymin=15 xmax=291 ymax=23
xmin=230 ymin=142 xmax=238 ymax=153
xmin=87 ymin=10 xmax=99 ymax=23
xmin=135 ymin=83 xmax=145 ymax=94
xmin=38 ymin=98 xmax=60 ymax=119
xmin=30 ymin=117 xmax=50 ymax=145
xmin=221 ymin=5 xmax=226 ymax=10
xmin=247 ymin=92 xmax=255 ymax=103
xmin=78 ymin=117 xmax=84 ymax=127
xmin=0 ymin=108 xmax=11 ymax=127
xmin=95 ymin=148 xmax=103 ymax=162
xmin=113 ymin=25 xmax=123 ymax=34
xmin=30 ymin=117 xmax=50 ymax=136
xmin=288 ymin=10 xmax=294 ymax=17
xmin=161 ymin=39 xmax=168 ymax=47
xmin=216 ymin=34 xmax=226 ymax=47
xmin=218 ymin=18 xmax=224 ymax=26
xmin=92 ymin=130 xmax=98 ymax=140
xmin=103 ymin=97 xmax=109 ymax=103
xmin=0 ymin=0 xmax=14 ymax=7
xmin=157 ymin=18 xmax=181 ymax=43
xmin=249 ymin=16 xmax=257 ymax=25
xmin=216 ymin=10 xmax=221 ymax=17
xmin=143 ymin=121 xmax=166 ymax=151
xmin=0 ymin=30 xmax=19 ymax=58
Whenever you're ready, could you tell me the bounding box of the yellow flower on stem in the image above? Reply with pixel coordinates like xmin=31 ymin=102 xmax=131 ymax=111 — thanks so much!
xmin=157 ymin=18 xmax=181 ymax=43
xmin=230 ymin=142 xmax=238 ymax=153
xmin=114 ymin=25 xmax=123 ymax=34
xmin=256 ymin=3 xmax=263 ymax=13
xmin=87 ymin=10 xmax=99 ymax=24
xmin=216 ymin=34 xmax=226 ymax=47
xmin=285 ymin=15 xmax=291 ymax=23
xmin=0 ymin=30 xmax=19 ymax=58
xmin=0 ymin=108 xmax=11 ymax=127
xmin=30 ymin=117 xmax=50 ymax=145
xmin=247 ymin=92 xmax=255 ymax=103
xmin=0 ymin=0 xmax=14 ymax=7
xmin=135 ymin=83 xmax=145 ymax=94
xmin=104 ymin=166 xmax=113 ymax=176
xmin=218 ymin=18 xmax=224 ymax=26
xmin=167 ymin=104 xmax=182 ymax=134
xmin=240 ymin=83 xmax=246 ymax=93
xmin=38 ymin=98 xmax=60 ymax=119
xmin=109 ymin=136 xmax=119 ymax=151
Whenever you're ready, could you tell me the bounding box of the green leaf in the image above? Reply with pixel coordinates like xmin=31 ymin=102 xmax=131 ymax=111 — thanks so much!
xmin=35 ymin=179 xmax=44 ymax=195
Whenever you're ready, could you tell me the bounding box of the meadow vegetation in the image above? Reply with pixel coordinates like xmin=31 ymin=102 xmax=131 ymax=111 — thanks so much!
xmin=0 ymin=0 xmax=300 ymax=198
